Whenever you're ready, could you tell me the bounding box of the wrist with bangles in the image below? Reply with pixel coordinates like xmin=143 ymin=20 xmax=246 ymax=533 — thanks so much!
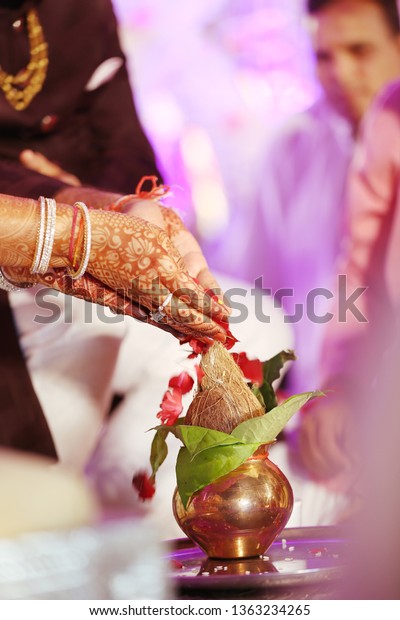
xmin=0 ymin=197 xmax=92 ymax=292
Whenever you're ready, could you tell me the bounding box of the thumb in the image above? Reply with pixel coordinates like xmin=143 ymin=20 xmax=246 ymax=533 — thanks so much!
xmin=20 ymin=149 xmax=60 ymax=175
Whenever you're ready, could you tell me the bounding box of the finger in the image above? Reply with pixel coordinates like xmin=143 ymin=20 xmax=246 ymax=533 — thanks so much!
xmin=157 ymin=266 xmax=230 ymax=324
xmin=146 ymin=279 xmax=228 ymax=338
xmin=170 ymin=231 xmax=225 ymax=297
xmin=57 ymin=171 xmax=81 ymax=187
xmin=147 ymin=292 xmax=227 ymax=343
xmin=155 ymin=232 xmax=230 ymax=319
xmin=145 ymin=314 xmax=214 ymax=342
xmin=20 ymin=150 xmax=81 ymax=186
xmin=196 ymin=267 xmax=222 ymax=295
xmin=125 ymin=200 xmax=164 ymax=227
xmin=129 ymin=261 xmax=229 ymax=324
xmin=20 ymin=150 xmax=61 ymax=176
xmin=180 ymin=249 xmax=231 ymax=310
xmin=86 ymin=210 xmax=229 ymax=324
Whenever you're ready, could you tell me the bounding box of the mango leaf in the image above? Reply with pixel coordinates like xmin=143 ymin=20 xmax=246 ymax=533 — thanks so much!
xmin=258 ymin=350 xmax=297 ymax=412
xmin=149 ymin=418 xmax=187 ymax=477
xmin=150 ymin=428 xmax=169 ymax=478
xmin=178 ymin=425 xmax=242 ymax=459
xmin=251 ymin=385 xmax=266 ymax=409
xmin=176 ymin=443 xmax=259 ymax=508
xmin=231 ymin=391 xmax=324 ymax=444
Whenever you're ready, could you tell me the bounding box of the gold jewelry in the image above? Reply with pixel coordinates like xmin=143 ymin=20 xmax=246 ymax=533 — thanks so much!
xmin=31 ymin=197 xmax=57 ymax=275
xmin=67 ymin=202 xmax=92 ymax=280
xmin=0 ymin=8 xmax=49 ymax=111
xmin=30 ymin=196 xmax=46 ymax=273
xmin=0 ymin=267 xmax=20 ymax=292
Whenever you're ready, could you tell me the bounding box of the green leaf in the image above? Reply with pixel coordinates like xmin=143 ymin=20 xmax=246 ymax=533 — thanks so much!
xmin=258 ymin=350 xmax=297 ymax=412
xmin=231 ymin=391 xmax=324 ymax=444
xmin=178 ymin=425 xmax=242 ymax=458
xmin=150 ymin=428 xmax=169 ymax=478
xmin=176 ymin=443 xmax=259 ymax=508
xmin=251 ymin=385 xmax=266 ymax=408
xmin=149 ymin=421 xmax=192 ymax=479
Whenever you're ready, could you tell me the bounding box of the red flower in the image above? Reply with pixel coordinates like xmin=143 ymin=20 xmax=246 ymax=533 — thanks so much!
xmin=156 ymin=387 xmax=183 ymax=425
xmin=168 ymin=371 xmax=194 ymax=394
xmin=224 ymin=327 xmax=239 ymax=350
xmin=132 ymin=471 xmax=156 ymax=501
xmin=187 ymin=338 xmax=212 ymax=358
xmin=232 ymin=351 xmax=263 ymax=386
xmin=195 ymin=364 xmax=205 ymax=385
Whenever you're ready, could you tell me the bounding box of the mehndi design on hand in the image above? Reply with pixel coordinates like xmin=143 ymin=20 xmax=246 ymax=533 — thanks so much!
xmin=86 ymin=209 xmax=228 ymax=340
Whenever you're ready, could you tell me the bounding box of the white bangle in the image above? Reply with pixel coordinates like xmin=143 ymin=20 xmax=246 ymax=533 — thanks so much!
xmin=67 ymin=202 xmax=92 ymax=279
xmin=37 ymin=198 xmax=57 ymax=274
xmin=30 ymin=196 xmax=46 ymax=274
xmin=31 ymin=197 xmax=57 ymax=275
xmin=0 ymin=267 xmax=20 ymax=292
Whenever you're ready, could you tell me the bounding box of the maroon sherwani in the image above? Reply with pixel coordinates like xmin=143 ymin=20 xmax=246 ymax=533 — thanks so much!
xmin=0 ymin=0 xmax=161 ymax=456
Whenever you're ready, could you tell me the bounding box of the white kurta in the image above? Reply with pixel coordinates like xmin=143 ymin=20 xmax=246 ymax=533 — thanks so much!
xmin=212 ymin=99 xmax=354 ymax=393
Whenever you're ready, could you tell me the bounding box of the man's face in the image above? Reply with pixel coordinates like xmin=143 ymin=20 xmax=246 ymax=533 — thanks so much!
xmin=309 ymin=1 xmax=400 ymax=125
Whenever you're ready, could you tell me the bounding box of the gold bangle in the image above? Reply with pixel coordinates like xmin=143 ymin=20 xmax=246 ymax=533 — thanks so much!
xmin=67 ymin=202 xmax=92 ymax=279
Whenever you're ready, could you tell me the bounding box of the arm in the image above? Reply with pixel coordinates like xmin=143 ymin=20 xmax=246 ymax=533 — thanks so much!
xmin=55 ymin=185 xmax=223 ymax=294
xmin=0 ymin=193 xmax=228 ymax=342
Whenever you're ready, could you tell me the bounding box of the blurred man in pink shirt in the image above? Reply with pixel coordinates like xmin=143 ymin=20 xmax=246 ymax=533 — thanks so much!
xmin=240 ymin=0 xmax=400 ymax=396
xmin=238 ymin=0 xmax=400 ymax=524
xmin=300 ymin=79 xmax=400 ymax=480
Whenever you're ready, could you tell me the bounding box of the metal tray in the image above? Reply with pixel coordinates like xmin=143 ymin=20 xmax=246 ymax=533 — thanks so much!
xmin=166 ymin=526 xmax=349 ymax=592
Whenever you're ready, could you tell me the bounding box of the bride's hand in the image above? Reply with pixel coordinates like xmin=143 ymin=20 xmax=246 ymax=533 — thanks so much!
xmin=85 ymin=209 xmax=228 ymax=342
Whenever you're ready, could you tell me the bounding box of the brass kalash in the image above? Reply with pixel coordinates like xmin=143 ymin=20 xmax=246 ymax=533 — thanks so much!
xmin=172 ymin=343 xmax=294 ymax=559
xmin=173 ymin=444 xmax=293 ymax=559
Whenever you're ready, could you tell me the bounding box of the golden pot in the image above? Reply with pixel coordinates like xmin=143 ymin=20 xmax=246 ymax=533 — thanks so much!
xmin=172 ymin=445 xmax=293 ymax=559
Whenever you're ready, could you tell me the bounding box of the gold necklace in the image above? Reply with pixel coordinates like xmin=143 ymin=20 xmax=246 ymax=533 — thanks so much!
xmin=0 ymin=8 xmax=49 ymax=111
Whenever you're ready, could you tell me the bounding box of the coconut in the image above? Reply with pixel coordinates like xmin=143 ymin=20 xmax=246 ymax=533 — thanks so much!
xmin=185 ymin=342 xmax=264 ymax=434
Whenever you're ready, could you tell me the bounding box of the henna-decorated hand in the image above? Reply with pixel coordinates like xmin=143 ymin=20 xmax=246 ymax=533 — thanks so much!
xmin=3 ymin=266 xmax=194 ymax=342
xmin=55 ymin=180 xmax=226 ymax=299
xmin=123 ymin=199 xmax=222 ymax=295
xmin=0 ymin=191 xmax=228 ymax=342
xmin=85 ymin=209 xmax=228 ymax=342
xmin=3 ymin=206 xmax=229 ymax=343
xmin=58 ymin=187 xmax=226 ymax=297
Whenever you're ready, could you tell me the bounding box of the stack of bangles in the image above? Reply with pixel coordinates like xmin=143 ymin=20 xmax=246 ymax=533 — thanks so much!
xmin=0 ymin=197 xmax=92 ymax=292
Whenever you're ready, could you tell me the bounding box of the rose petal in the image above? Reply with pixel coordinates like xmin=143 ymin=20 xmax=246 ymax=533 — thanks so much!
xmin=156 ymin=387 xmax=183 ymax=425
xmin=232 ymin=351 xmax=263 ymax=386
xmin=195 ymin=364 xmax=205 ymax=385
xmin=132 ymin=471 xmax=156 ymax=501
xmin=168 ymin=371 xmax=194 ymax=394
xmin=188 ymin=339 xmax=211 ymax=357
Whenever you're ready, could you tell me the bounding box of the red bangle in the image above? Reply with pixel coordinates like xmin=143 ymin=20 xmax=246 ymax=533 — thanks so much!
xmin=68 ymin=204 xmax=79 ymax=265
